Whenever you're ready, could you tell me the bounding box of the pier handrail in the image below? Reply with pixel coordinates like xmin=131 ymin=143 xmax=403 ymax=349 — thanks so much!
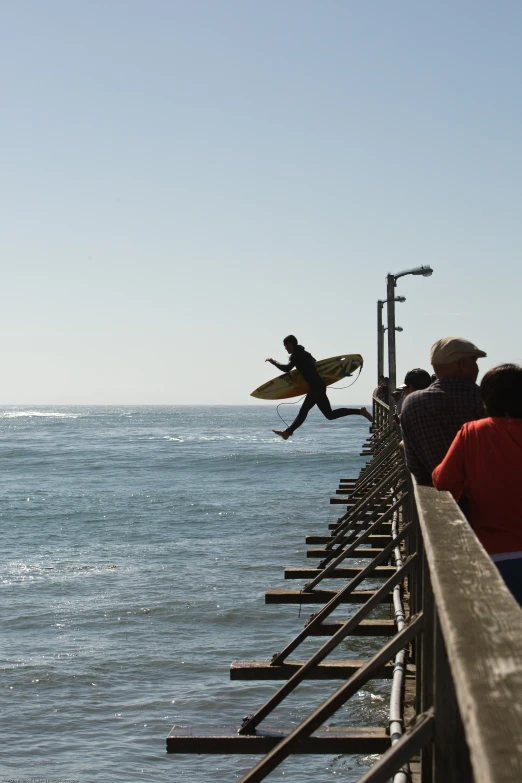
xmin=372 ymin=394 xmax=390 ymax=432
xmin=413 ymin=482 xmax=522 ymax=783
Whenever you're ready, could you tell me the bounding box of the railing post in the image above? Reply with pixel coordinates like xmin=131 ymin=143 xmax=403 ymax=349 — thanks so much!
xmin=372 ymin=395 xmax=390 ymax=435
xmin=420 ymin=549 xmax=434 ymax=782
xmin=432 ymin=613 xmax=473 ymax=783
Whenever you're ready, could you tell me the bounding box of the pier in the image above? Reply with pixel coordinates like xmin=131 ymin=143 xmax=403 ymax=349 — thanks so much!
xmin=167 ymin=395 xmax=522 ymax=782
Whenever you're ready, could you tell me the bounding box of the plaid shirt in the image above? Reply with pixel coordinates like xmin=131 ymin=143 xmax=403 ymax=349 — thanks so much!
xmin=401 ymin=378 xmax=486 ymax=485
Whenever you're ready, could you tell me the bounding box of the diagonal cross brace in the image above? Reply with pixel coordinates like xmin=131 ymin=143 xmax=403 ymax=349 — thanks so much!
xmin=271 ymin=539 xmax=415 ymax=666
xmin=307 ymin=493 xmax=407 ymax=589
xmin=239 ymin=551 xmax=416 ymax=734
xmin=237 ymin=613 xmax=425 ymax=783
xmin=328 ymin=464 xmax=403 ymax=546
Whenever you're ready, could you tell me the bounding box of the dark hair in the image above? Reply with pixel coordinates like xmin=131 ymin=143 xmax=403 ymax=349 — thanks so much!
xmin=283 ymin=335 xmax=298 ymax=347
xmin=480 ymin=364 xmax=522 ymax=418
xmin=404 ymin=368 xmax=432 ymax=391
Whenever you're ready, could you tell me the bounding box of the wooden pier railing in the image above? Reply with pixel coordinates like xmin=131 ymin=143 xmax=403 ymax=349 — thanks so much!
xmin=167 ymin=395 xmax=522 ymax=782
xmin=371 ymin=393 xmax=390 ymax=432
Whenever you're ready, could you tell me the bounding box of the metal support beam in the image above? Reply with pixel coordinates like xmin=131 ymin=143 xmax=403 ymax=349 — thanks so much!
xmin=386 ymin=273 xmax=397 ymax=400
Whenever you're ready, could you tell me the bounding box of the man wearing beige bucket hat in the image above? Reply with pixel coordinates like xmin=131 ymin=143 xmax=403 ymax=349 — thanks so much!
xmin=401 ymin=336 xmax=487 ymax=485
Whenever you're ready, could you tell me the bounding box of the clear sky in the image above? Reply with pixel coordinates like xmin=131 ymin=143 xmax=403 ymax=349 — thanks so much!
xmin=2 ymin=0 xmax=521 ymax=404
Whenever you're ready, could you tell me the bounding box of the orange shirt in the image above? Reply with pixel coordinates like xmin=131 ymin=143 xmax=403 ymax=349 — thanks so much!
xmin=432 ymin=417 xmax=522 ymax=555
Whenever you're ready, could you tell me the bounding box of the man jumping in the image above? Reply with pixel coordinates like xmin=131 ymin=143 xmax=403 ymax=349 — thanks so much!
xmin=266 ymin=335 xmax=373 ymax=440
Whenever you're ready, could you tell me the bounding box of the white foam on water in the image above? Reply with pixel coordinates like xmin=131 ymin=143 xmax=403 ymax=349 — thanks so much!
xmin=0 ymin=410 xmax=80 ymax=419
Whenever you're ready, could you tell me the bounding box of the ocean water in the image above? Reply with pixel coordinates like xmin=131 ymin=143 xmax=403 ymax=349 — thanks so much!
xmin=0 ymin=405 xmax=391 ymax=782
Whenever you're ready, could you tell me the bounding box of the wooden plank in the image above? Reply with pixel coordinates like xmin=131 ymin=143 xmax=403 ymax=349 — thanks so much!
xmin=330 ymin=496 xmax=373 ymax=504
xmin=230 ymin=659 xmax=397 ymax=680
xmin=166 ymin=725 xmax=389 ymax=754
xmin=328 ymin=521 xmax=392 ymax=530
xmin=284 ymin=566 xmax=395 ymax=579
xmin=307 ymin=547 xmax=385 ymax=558
xmin=415 ymin=484 xmax=522 ymax=783
xmin=330 ymin=497 xmax=388 ymax=506
xmin=307 ymin=619 xmax=396 ymax=636
xmin=306 ymin=546 xmax=383 ymax=560
xmin=306 ymin=534 xmax=349 ymax=544
xmin=265 ymin=588 xmax=392 ymax=604
xmin=368 ymin=535 xmax=393 ymax=547
xmin=305 ymin=534 xmax=392 ymax=546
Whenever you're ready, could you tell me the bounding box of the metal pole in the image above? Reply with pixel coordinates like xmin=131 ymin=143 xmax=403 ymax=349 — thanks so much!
xmin=377 ymin=301 xmax=384 ymax=382
xmin=386 ymin=274 xmax=396 ymax=393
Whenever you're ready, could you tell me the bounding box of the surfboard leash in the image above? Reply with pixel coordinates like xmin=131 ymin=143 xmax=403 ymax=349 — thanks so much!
xmin=276 ymin=396 xmax=306 ymax=428
xmin=328 ymin=363 xmax=364 ymax=390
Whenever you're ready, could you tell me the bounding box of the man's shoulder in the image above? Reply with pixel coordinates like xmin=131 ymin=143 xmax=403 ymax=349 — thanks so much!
xmin=295 ymin=348 xmax=316 ymax=362
xmin=401 ymin=387 xmax=434 ymax=416
xmin=402 ymin=379 xmax=484 ymax=424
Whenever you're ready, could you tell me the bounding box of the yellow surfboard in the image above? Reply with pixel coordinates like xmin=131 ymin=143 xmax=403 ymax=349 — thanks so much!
xmin=251 ymin=354 xmax=363 ymax=401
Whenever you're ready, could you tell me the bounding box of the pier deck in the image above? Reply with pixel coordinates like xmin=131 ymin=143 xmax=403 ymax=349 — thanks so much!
xmin=166 ymin=396 xmax=522 ymax=783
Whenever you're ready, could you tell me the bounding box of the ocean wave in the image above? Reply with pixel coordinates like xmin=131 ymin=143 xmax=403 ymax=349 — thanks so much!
xmin=157 ymin=433 xmax=287 ymax=444
xmin=0 ymin=410 xmax=80 ymax=419
xmin=2 ymin=561 xmax=120 ymax=585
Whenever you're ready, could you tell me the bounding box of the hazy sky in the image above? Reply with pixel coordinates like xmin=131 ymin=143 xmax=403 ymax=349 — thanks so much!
xmin=2 ymin=1 xmax=521 ymax=404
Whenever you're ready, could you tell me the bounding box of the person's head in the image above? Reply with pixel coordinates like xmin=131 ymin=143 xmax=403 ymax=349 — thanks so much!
xmin=403 ymin=368 xmax=432 ymax=398
xmin=381 ymin=376 xmax=389 ymax=387
xmin=430 ymin=337 xmax=487 ymax=382
xmin=378 ymin=374 xmax=385 ymax=384
xmin=480 ymin=364 xmax=522 ymax=418
xmin=283 ymin=335 xmax=298 ymax=354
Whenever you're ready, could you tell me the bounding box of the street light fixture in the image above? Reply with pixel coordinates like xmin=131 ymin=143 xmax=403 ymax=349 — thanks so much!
xmin=394 ymin=266 xmax=433 ymax=280
xmin=386 ymin=266 xmax=434 ymax=394
xmin=377 ymin=297 xmax=406 ymax=381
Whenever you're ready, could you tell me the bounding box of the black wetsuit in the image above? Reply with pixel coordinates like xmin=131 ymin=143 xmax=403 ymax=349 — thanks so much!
xmin=273 ymin=345 xmax=360 ymax=435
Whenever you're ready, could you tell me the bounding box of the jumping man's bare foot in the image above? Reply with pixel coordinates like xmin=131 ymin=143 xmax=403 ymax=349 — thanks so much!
xmin=273 ymin=429 xmax=290 ymax=440
xmin=360 ymin=407 xmax=373 ymax=423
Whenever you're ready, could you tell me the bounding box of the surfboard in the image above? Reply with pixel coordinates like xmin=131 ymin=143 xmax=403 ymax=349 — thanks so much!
xmin=251 ymin=354 xmax=364 ymax=401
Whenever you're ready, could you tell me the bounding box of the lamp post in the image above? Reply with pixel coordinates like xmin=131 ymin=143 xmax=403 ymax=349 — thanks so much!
xmin=377 ymin=297 xmax=405 ymax=381
xmin=386 ymin=265 xmax=433 ymax=393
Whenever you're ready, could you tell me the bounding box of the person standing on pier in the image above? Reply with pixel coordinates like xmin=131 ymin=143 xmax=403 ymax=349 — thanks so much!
xmin=432 ymin=364 xmax=522 ymax=605
xmin=266 ymin=335 xmax=373 ymax=440
xmin=374 ymin=375 xmax=390 ymax=404
xmin=400 ymin=337 xmax=487 ymax=485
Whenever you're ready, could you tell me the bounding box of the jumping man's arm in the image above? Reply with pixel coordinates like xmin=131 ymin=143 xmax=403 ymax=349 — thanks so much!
xmin=267 ymin=358 xmax=294 ymax=373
